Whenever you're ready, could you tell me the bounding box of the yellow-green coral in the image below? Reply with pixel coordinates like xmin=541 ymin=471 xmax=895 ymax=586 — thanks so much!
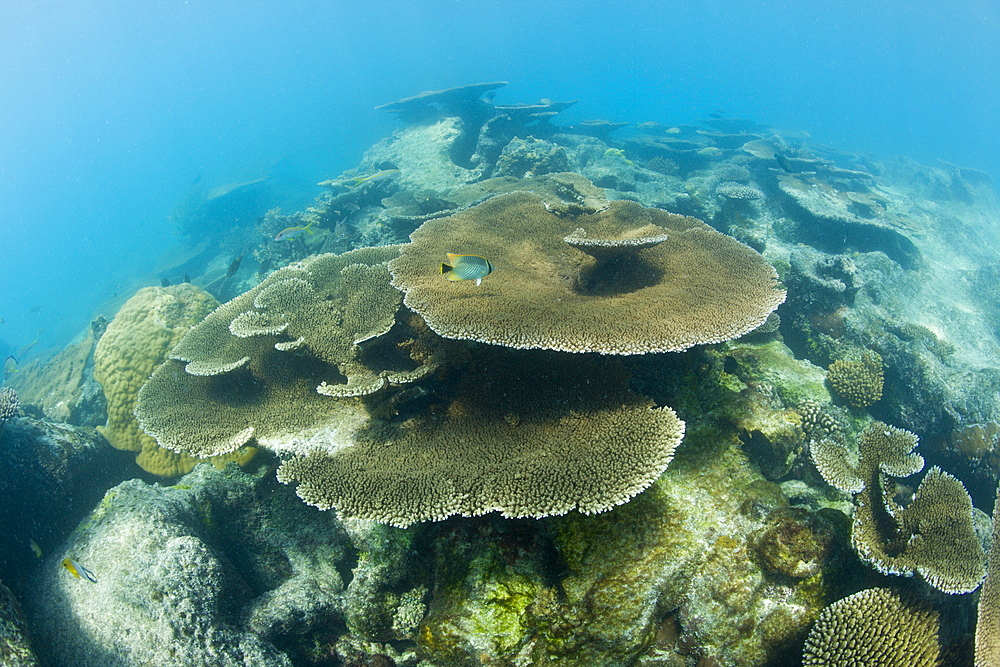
xmin=802 ymin=588 xmax=939 ymax=666
xmin=827 ymin=350 xmax=883 ymax=407
xmin=94 ymin=284 xmax=252 ymax=476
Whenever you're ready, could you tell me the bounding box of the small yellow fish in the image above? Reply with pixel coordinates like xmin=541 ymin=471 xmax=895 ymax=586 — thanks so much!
xmin=62 ymin=558 xmax=97 ymax=582
xmin=3 ymin=355 xmax=17 ymax=379
xmin=29 ymin=539 xmax=42 ymax=558
xmin=274 ymin=220 xmax=317 ymax=241
xmin=440 ymin=253 xmax=495 ymax=286
xmin=344 ymin=169 xmax=399 ymax=187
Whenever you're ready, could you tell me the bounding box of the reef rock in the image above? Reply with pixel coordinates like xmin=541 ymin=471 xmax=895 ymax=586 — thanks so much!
xmin=0 ymin=417 xmax=131 ymax=586
xmin=25 ymin=464 xmax=357 ymax=667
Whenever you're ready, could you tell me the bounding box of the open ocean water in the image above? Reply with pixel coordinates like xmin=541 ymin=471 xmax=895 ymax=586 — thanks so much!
xmin=1 ymin=0 xmax=998 ymax=358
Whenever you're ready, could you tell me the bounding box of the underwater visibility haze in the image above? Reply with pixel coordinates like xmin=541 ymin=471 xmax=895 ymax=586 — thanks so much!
xmin=2 ymin=1 xmax=1000 ymax=665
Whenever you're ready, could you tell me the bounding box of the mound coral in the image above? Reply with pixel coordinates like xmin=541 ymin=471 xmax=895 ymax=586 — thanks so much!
xmin=389 ymin=191 xmax=785 ymax=354
xmin=93 ymin=284 xmax=252 ymax=476
xmin=802 ymin=588 xmax=940 ymax=667
xmin=277 ymin=347 xmax=684 ymax=526
xmin=827 ymin=350 xmax=883 ymax=407
xmin=134 ymin=246 xmax=436 ymax=459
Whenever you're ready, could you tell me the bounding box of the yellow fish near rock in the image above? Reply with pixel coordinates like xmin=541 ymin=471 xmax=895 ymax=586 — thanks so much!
xmin=62 ymin=557 xmax=97 ymax=583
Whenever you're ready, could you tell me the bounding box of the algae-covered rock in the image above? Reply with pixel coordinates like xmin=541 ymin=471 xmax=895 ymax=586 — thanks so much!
xmin=0 ymin=579 xmax=39 ymax=666
xmin=0 ymin=417 xmax=132 ymax=586
xmin=415 ymin=442 xmax=830 ymax=667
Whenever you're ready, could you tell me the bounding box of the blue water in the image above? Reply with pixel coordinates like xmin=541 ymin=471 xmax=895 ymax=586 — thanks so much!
xmin=1 ymin=0 xmax=998 ymax=359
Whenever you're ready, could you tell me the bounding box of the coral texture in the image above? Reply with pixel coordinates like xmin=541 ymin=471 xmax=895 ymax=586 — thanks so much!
xmin=135 ymin=247 xmax=416 ymax=458
xmin=977 ymin=481 xmax=1000 ymax=667
xmin=389 ymin=191 xmax=785 ymax=354
xmin=278 ymin=348 xmax=684 ymax=526
xmin=802 ymin=588 xmax=939 ymax=667
xmin=827 ymin=350 xmax=884 ymax=407
xmin=94 ymin=284 xmax=224 ymax=476
xmin=0 ymin=386 xmax=18 ymax=426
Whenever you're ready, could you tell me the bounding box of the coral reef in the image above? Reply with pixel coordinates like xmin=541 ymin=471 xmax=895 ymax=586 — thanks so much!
xmin=389 ymin=192 xmax=785 ymax=354
xmin=802 ymin=588 xmax=939 ymax=666
xmin=811 ymin=421 xmax=985 ymax=593
xmin=134 ymin=246 xmax=428 ymax=459
xmin=0 ymin=579 xmax=38 ymax=666
xmin=277 ymin=348 xmax=684 ymax=526
xmin=0 ymin=416 xmax=132 ymax=587
xmin=493 ymin=136 xmax=571 ymax=177
xmin=0 ymin=386 xmax=17 ymax=428
xmin=977 ymin=481 xmax=1000 ymax=666
xmin=827 ymin=350 xmax=884 ymax=408
xmin=94 ymin=284 xmax=227 ymax=476
xmin=25 ymin=465 xmax=354 ymax=667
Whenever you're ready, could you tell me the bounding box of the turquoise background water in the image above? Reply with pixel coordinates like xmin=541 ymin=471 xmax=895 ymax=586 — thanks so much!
xmin=1 ymin=0 xmax=998 ymax=360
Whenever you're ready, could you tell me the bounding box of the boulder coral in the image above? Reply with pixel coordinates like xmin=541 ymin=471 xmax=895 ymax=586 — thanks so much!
xmin=389 ymin=192 xmax=785 ymax=354
xmin=93 ymin=284 xmax=250 ymax=476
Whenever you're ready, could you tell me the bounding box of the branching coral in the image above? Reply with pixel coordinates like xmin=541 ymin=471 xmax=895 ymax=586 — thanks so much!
xmin=810 ymin=421 xmax=984 ymax=594
xmin=976 ymin=481 xmax=1000 ymax=666
xmin=389 ymin=191 xmax=785 ymax=354
xmin=802 ymin=588 xmax=940 ymax=667
xmin=827 ymin=350 xmax=883 ymax=407
xmin=277 ymin=347 xmax=684 ymax=526
xmin=0 ymin=386 xmax=18 ymax=427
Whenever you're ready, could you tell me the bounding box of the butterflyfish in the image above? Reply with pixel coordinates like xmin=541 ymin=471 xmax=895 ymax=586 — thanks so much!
xmin=62 ymin=558 xmax=97 ymax=582
xmin=274 ymin=220 xmax=317 ymax=241
xmin=29 ymin=539 xmax=42 ymax=558
xmin=440 ymin=254 xmax=495 ymax=286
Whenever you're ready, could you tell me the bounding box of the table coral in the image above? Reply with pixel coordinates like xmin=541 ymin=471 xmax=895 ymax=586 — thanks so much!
xmin=277 ymin=347 xmax=683 ymax=526
xmin=135 ymin=246 xmax=423 ymax=458
xmin=389 ymin=191 xmax=785 ymax=354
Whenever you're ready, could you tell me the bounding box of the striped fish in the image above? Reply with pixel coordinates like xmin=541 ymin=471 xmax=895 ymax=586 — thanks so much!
xmin=440 ymin=254 xmax=495 ymax=286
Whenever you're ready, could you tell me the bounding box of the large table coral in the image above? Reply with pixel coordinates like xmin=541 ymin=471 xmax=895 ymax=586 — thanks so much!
xmin=277 ymin=347 xmax=684 ymax=526
xmin=388 ymin=191 xmax=786 ymax=354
